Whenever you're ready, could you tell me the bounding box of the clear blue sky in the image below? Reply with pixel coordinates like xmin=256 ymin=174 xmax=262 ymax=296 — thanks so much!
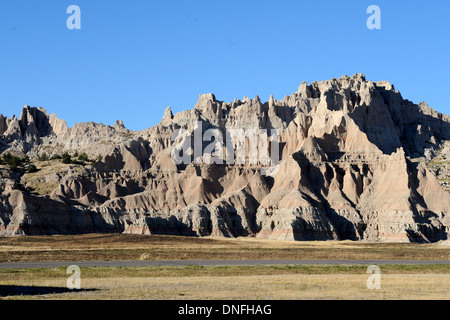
xmin=0 ymin=0 xmax=449 ymax=131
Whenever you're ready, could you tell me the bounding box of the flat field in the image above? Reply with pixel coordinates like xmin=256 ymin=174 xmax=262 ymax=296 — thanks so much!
xmin=0 ymin=234 xmax=449 ymax=300
xmin=0 ymin=233 xmax=449 ymax=262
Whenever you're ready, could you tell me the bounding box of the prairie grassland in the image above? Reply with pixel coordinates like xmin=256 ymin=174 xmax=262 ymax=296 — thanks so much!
xmin=1 ymin=234 xmax=448 ymax=300
xmin=0 ymin=234 xmax=449 ymax=263
xmin=0 ymin=265 xmax=449 ymax=300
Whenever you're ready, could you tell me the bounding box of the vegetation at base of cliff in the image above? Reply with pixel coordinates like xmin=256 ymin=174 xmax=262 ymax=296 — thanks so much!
xmin=50 ymin=154 xmax=62 ymax=160
xmin=38 ymin=153 xmax=49 ymax=161
xmin=0 ymin=153 xmax=30 ymax=172
xmin=26 ymin=164 xmax=38 ymax=173
xmin=47 ymin=152 xmax=101 ymax=165
xmin=42 ymin=152 xmax=101 ymax=163
xmin=0 ymin=150 xmax=101 ymax=174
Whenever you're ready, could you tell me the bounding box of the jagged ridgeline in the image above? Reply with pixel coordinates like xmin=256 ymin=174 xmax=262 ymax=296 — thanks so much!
xmin=0 ymin=74 xmax=449 ymax=242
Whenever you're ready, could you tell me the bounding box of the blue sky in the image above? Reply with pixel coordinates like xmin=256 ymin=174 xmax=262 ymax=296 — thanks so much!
xmin=0 ymin=0 xmax=449 ymax=130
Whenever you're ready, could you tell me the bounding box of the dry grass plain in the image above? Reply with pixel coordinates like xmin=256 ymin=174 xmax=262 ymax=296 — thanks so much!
xmin=0 ymin=233 xmax=449 ymax=262
xmin=0 ymin=265 xmax=449 ymax=300
xmin=0 ymin=234 xmax=449 ymax=300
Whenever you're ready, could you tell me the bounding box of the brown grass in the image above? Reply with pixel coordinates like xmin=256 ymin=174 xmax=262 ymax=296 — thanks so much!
xmin=0 ymin=234 xmax=449 ymax=263
xmin=0 ymin=265 xmax=449 ymax=300
xmin=19 ymin=160 xmax=83 ymax=195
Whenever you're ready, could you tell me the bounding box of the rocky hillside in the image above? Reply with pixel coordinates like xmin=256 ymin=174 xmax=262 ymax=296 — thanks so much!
xmin=0 ymin=74 xmax=449 ymax=242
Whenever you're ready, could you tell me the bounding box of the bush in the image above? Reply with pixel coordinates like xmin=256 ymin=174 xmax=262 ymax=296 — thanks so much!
xmin=27 ymin=164 xmax=38 ymax=173
xmin=78 ymin=152 xmax=89 ymax=162
xmin=61 ymin=152 xmax=71 ymax=164
xmin=0 ymin=153 xmax=28 ymax=171
xmin=1 ymin=153 xmax=13 ymax=165
xmin=1 ymin=153 xmax=22 ymax=166
xmin=39 ymin=153 xmax=49 ymax=161
xmin=50 ymin=154 xmax=62 ymax=160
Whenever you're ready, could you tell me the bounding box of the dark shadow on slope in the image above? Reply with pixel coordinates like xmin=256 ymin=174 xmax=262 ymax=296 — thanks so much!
xmin=18 ymin=107 xmax=55 ymax=137
xmin=291 ymin=216 xmax=338 ymax=241
xmin=215 ymin=194 xmax=260 ymax=238
xmin=406 ymin=160 xmax=429 ymax=210
xmin=348 ymin=103 xmax=402 ymax=155
xmin=349 ymin=86 xmax=450 ymax=157
xmin=0 ymin=141 xmax=10 ymax=154
xmin=6 ymin=191 xmax=125 ymax=236
xmin=138 ymin=216 xmax=204 ymax=237
xmin=293 ymin=151 xmax=363 ymax=240
xmin=406 ymin=160 xmax=448 ymax=242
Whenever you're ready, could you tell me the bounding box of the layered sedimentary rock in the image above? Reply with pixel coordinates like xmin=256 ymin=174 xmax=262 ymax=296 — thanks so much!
xmin=0 ymin=74 xmax=449 ymax=242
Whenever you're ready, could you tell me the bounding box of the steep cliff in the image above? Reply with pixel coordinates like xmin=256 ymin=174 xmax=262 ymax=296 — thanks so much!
xmin=0 ymin=74 xmax=449 ymax=242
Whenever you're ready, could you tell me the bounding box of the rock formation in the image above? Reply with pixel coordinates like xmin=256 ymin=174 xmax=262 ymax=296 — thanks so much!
xmin=0 ymin=74 xmax=449 ymax=242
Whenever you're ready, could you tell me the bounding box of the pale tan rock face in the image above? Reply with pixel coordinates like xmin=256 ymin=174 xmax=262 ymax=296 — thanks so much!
xmin=0 ymin=74 xmax=449 ymax=242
